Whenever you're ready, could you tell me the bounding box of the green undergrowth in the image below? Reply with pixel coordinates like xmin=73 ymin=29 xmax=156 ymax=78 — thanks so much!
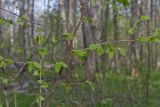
xmin=0 ymin=68 xmax=160 ymax=107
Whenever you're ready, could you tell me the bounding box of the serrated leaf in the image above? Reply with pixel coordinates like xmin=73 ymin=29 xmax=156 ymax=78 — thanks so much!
xmin=89 ymin=44 xmax=100 ymax=50
xmin=97 ymin=46 xmax=104 ymax=55
xmin=89 ymin=44 xmax=104 ymax=55
xmin=33 ymin=62 xmax=41 ymax=69
xmin=72 ymin=50 xmax=87 ymax=58
xmin=38 ymin=48 xmax=49 ymax=56
xmin=119 ymin=48 xmax=127 ymax=56
xmin=106 ymin=46 xmax=115 ymax=58
xmin=27 ymin=61 xmax=42 ymax=72
xmin=55 ymin=62 xmax=62 ymax=73
xmin=55 ymin=61 xmax=68 ymax=73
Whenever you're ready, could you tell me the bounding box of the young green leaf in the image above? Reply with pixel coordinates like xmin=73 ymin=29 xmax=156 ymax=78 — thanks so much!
xmin=55 ymin=62 xmax=62 ymax=73
xmin=89 ymin=44 xmax=104 ymax=55
xmin=117 ymin=0 xmax=129 ymax=7
xmin=118 ymin=48 xmax=127 ymax=56
xmin=60 ymin=62 xmax=68 ymax=68
xmin=27 ymin=61 xmax=42 ymax=72
xmin=141 ymin=15 xmax=150 ymax=21
xmin=72 ymin=50 xmax=87 ymax=58
xmin=85 ymin=80 xmax=95 ymax=92
xmin=63 ymin=32 xmax=74 ymax=40
xmin=55 ymin=61 xmax=68 ymax=73
xmin=82 ymin=16 xmax=93 ymax=24
xmin=35 ymin=35 xmax=47 ymax=44
xmin=97 ymin=46 xmax=104 ymax=56
xmin=0 ymin=17 xmax=13 ymax=25
xmin=106 ymin=45 xmax=115 ymax=58
xmin=38 ymin=48 xmax=49 ymax=56
xmin=89 ymin=44 xmax=100 ymax=50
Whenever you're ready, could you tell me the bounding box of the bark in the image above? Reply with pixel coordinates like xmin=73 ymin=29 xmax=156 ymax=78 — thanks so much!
xmin=91 ymin=0 xmax=102 ymax=72
xmin=101 ymin=1 xmax=109 ymax=70
xmin=130 ymin=0 xmax=139 ymax=72
xmin=65 ymin=0 xmax=75 ymax=80
xmin=145 ymin=0 xmax=151 ymax=105
xmin=113 ymin=0 xmax=120 ymax=72
xmin=60 ymin=0 xmax=76 ymax=80
xmin=81 ymin=0 xmax=96 ymax=80
xmin=18 ymin=0 xmax=27 ymax=57
xmin=0 ymin=0 xmax=2 ymax=55
xmin=31 ymin=0 xmax=35 ymax=45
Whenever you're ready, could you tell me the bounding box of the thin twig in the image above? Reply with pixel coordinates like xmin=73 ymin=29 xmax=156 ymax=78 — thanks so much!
xmin=0 ymin=8 xmax=50 ymax=29
xmin=80 ymin=39 xmax=135 ymax=51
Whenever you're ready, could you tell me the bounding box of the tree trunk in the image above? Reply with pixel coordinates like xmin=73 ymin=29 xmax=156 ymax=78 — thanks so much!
xmin=130 ymin=0 xmax=139 ymax=73
xmin=101 ymin=1 xmax=109 ymax=70
xmin=81 ymin=0 xmax=96 ymax=80
xmin=0 ymin=0 xmax=2 ymax=38
xmin=113 ymin=0 xmax=120 ymax=72
xmin=18 ymin=0 xmax=27 ymax=57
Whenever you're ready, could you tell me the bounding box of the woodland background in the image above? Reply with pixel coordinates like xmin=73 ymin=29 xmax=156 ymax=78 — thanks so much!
xmin=0 ymin=0 xmax=160 ymax=107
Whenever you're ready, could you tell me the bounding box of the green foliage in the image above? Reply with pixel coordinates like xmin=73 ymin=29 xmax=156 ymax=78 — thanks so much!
xmin=17 ymin=15 xmax=28 ymax=26
xmin=85 ymin=80 xmax=95 ymax=92
xmin=118 ymin=47 xmax=127 ymax=56
xmin=38 ymin=48 xmax=49 ymax=56
xmin=37 ymin=80 xmax=48 ymax=88
xmin=72 ymin=49 xmax=88 ymax=59
xmin=0 ymin=17 xmax=13 ymax=25
xmin=0 ymin=56 xmax=13 ymax=68
xmin=82 ymin=16 xmax=93 ymax=24
xmin=117 ymin=0 xmax=129 ymax=7
xmin=63 ymin=32 xmax=74 ymax=40
xmin=36 ymin=96 xmax=44 ymax=104
xmin=55 ymin=61 xmax=68 ymax=73
xmin=27 ymin=61 xmax=42 ymax=75
xmin=141 ymin=15 xmax=150 ymax=21
xmin=17 ymin=17 xmax=24 ymax=26
xmin=105 ymin=44 xmax=115 ymax=58
xmin=128 ymin=20 xmax=140 ymax=35
xmin=91 ymin=0 xmax=97 ymax=6
xmin=112 ymin=2 xmax=118 ymax=11
xmin=136 ymin=36 xmax=160 ymax=43
xmin=35 ymin=35 xmax=47 ymax=44
xmin=60 ymin=82 xmax=72 ymax=93
xmin=89 ymin=44 xmax=104 ymax=55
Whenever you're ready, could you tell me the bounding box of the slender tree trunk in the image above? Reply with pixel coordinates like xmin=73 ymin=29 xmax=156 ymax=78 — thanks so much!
xmin=0 ymin=0 xmax=2 ymax=38
xmin=81 ymin=0 xmax=96 ymax=80
xmin=101 ymin=1 xmax=109 ymax=71
xmin=0 ymin=0 xmax=3 ymax=55
xmin=18 ymin=0 xmax=26 ymax=57
xmin=130 ymin=0 xmax=139 ymax=73
xmin=65 ymin=0 xmax=75 ymax=80
xmin=31 ymin=0 xmax=35 ymax=46
xmin=144 ymin=0 xmax=151 ymax=105
xmin=113 ymin=0 xmax=120 ymax=72
xmin=91 ymin=0 xmax=102 ymax=72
